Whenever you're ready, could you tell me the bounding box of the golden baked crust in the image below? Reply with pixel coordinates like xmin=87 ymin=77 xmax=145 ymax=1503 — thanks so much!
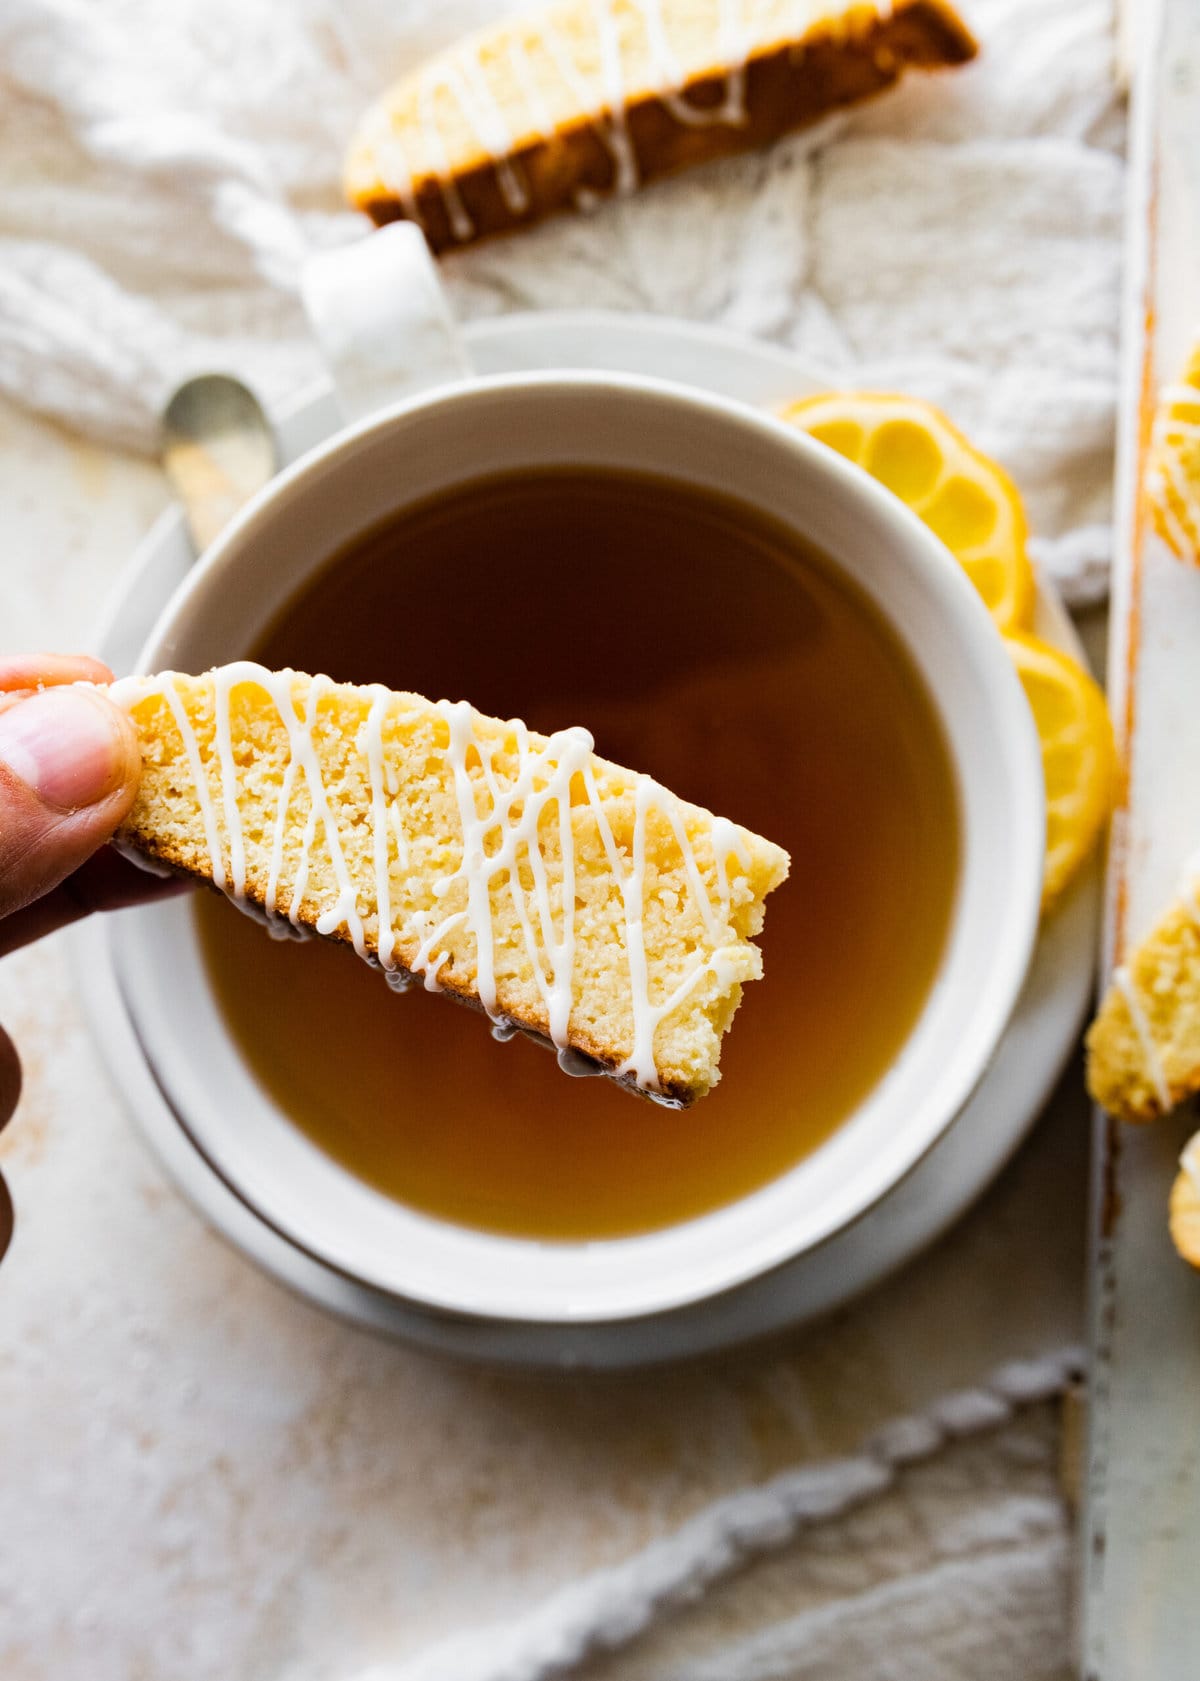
xmin=110 ymin=667 xmax=789 ymax=1106
xmin=1086 ymin=896 xmax=1200 ymax=1125
xmin=346 ymin=0 xmax=977 ymax=252
xmin=1169 ymin=1149 xmax=1200 ymax=1269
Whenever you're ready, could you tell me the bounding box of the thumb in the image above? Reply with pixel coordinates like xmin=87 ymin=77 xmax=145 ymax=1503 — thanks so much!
xmin=0 ymin=686 xmax=141 ymax=922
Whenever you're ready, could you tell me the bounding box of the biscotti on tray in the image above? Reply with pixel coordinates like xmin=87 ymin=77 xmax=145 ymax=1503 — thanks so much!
xmin=110 ymin=665 xmax=790 ymax=1106
xmin=346 ymin=0 xmax=977 ymax=251
xmin=1087 ymin=889 xmax=1200 ymax=1126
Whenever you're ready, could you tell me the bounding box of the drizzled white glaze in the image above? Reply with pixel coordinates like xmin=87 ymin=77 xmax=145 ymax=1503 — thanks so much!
xmin=507 ymin=31 xmax=556 ymax=140
xmin=537 ymin=8 xmax=640 ymax=210
xmin=379 ymin=0 xmax=772 ymax=237
xmin=416 ymin=67 xmax=475 ymax=242
xmin=1182 ymin=1132 xmax=1200 ymax=1201
xmin=1112 ymin=964 xmax=1171 ymax=1114
xmin=643 ymin=0 xmax=749 ymax=128
xmin=112 ymin=664 xmax=755 ymax=1096
xmin=361 ymin=107 xmax=420 ymax=223
xmin=416 ymin=48 xmax=534 ymax=241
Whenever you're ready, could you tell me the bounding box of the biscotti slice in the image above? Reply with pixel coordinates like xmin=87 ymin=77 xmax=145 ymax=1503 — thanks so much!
xmin=110 ymin=665 xmax=789 ymax=1106
xmin=347 ymin=0 xmax=977 ymax=252
xmin=1086 ymin=889 xmax=1200 ymax=1125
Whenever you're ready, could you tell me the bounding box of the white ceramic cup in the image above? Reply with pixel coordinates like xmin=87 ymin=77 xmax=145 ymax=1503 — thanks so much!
xmin=114 ymin=232 xmax=1044 ymax=1324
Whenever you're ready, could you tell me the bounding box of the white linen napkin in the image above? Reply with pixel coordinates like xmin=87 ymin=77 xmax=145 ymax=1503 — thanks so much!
xmin=362 ymin=1351 xmax=1083 ymax=1681
xmin=1 ymin=0 xmax=1122 ymax=602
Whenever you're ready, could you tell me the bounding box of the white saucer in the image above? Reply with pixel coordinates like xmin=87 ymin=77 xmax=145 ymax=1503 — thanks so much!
xmin=75 ymin=311 xmax=1100 ymax=1369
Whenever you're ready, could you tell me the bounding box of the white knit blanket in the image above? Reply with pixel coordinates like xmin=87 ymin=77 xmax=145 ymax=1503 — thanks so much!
xmin=0 ymin=2 xmax=1117 ymax=1677
xmin=1 ymin=0 xmax=1122 ymax=602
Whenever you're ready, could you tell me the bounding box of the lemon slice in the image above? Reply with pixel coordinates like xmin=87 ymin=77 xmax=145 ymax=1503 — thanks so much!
xmin=1004 ymin=631 xmax=1115 ymax=912
xmin=783 ymin=391 xmax=1036 ymax=632
xmin=1147 ymin=338 xmax=1200 ymax=562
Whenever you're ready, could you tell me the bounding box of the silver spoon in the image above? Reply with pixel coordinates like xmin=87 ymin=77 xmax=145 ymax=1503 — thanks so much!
xmin=161 ymin=375 xmax=278 ymax=556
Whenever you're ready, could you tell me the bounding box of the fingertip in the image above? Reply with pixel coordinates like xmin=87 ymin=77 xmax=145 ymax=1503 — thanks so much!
xmin=0 ymin=653 xmax=114 ymax=692
xmin=97 ymin=689 xmax=143 ymax=813
xmin=0 ymin=688 xmax=143 ymax=924
xmin=72 ymin=691 xmax=143 ymax=840
xmin=63 ymin=653 xmax=116 ymax=686
xmin=0 ymin=686 xmax=140 ymax=817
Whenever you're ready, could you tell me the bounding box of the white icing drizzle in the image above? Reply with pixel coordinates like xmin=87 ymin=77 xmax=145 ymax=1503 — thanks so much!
xmin=110 ymin=833 xmax=176 ymax=879
xmin=416 ymin=42 xmax=536 ymax=241
xmin=507 ymin=31 xmax=555 ymax=139
xmin=713 ymin=0 xmax=751 ymax=125
xmin=1147 ymin=464 xmax=1194 ymax=558
xmin=590 ymin=0 xmax=645 ymax=199
xmin=1161 ymin=383 xmax=1200 ymax=409
xmin=364 ymin=684 xmax=396 ymax=969
xmin=1112 ymin=964 xmax=1171 ymax=1113
xmin=362 ymin=106 xmax=420 ymax=222
xmin=404 ymin=0 xmax=761 ymax=228
xmin=1182 ymin=1132 xmax=1200 ymax=1201
xmin=112 ymin=665 xmax=751 ymax=1095
xmin=557 ymin=1045 xmax=604 ymax=1077
xmin=416 ymin=67 xmax=475 ymax=241
xmin=641 ymin=0 xmax=749 ymax=128
xmin=541 ymin=9 xmax=640 ymax=203
xmin=457 ymin=48 xmax=532 ymax=213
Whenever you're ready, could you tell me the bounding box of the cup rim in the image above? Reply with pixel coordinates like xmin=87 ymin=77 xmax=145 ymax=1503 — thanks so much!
xmin=122 ymin=368 xmax=1045 ymax=1323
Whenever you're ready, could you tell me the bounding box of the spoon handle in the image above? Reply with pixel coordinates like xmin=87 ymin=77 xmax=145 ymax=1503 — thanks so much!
xmin=161 ymin=376 xmax=278 ymax=556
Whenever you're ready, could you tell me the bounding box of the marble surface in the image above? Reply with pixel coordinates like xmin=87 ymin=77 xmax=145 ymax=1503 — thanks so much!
xmin=0 ymin=392 xmax=1091 ymax=1680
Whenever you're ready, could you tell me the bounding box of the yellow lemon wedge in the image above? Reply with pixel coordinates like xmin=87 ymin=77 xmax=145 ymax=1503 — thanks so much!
xmin=783 ymin=391 xmax=1036 ymax=632
xmin=1003 ymin=630 xmax=1115 ymax=912
xmin=1147 ymin=338 xmax=1200 ymax=562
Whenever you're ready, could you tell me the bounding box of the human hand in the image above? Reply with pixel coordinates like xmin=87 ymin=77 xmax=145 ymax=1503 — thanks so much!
xmin=0 ymin=653 xmax=186 ymax=1266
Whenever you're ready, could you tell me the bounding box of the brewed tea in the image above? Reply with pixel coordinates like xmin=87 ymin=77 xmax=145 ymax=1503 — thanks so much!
xmin=196 ymin=468 xmax=960 ymax=1238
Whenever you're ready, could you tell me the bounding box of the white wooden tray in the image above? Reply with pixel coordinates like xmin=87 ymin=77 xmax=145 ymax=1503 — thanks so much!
xmin=1084 ymin=0 xmax=1200 ymax=1669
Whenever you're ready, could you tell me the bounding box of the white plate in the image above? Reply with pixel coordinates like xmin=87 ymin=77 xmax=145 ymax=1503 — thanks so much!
xmin=75 ymin=310 xmax=1100 ymax=1369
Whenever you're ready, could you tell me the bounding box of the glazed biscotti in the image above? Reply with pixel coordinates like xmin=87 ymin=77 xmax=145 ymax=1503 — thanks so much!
xmin=1170 ymin=1139 xmax=1200 ymax=1269
xmin=1086 ymin=890 xmax=1200 ymax=1126
xmin=110 ymin=665 xmax=789 ymax=1105
xmin=346 ymin=0 xmax=977 ymax=251
xmin=1086 ymin=881 xmax=1200 ymax=1271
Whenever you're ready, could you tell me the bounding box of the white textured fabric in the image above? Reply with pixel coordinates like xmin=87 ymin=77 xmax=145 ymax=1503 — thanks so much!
xmin=1 ymin=0 xmax=1122 ymax=601
xmin=357 ymin=1352 xmax=1082 ymax=1681
xmin=0 ymin=4 xmax=1110 ymax=1676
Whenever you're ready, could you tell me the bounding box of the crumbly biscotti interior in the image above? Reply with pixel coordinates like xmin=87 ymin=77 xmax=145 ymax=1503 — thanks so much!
xmin=110 ymin=665 xmax=789 ymax=1105
xmin=1086 ymin=895 xmax=1200 ymax=1125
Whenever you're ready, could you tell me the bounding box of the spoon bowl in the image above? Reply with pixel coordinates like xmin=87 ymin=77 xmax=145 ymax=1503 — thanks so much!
xmin=161 ymin=375 xmax=277 ymax=556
